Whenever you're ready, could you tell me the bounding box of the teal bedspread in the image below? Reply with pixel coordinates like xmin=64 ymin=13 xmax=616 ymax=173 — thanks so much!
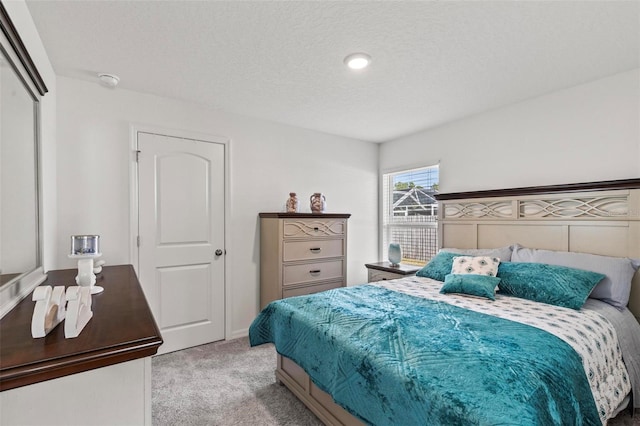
xmin=249 ymin=285 xmax=601 ymax=426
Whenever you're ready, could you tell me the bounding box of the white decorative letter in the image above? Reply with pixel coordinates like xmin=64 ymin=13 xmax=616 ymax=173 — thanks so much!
xmin=31 ymin=286 xmax=66 ymax=338
xmin=64 ymin=286 xmax=93 ymax=338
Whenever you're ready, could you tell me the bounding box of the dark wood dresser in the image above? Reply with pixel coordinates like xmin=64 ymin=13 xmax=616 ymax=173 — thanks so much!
xmin=0 ymin=265 xmax=162 ymax=425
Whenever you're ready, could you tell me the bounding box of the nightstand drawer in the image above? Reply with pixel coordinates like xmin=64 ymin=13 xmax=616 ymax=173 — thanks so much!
xmin=283 ymin=260 xmax=344 ymax=286
xmin=368 ymin=269 xmax=405 ymax=282
xmin=283 ymin=239 xmax=344 ymax=262
xmin=365 ymin=262 xmax=420 ymax=283
xmin=282 ymin=280 xmax=343 ymax=298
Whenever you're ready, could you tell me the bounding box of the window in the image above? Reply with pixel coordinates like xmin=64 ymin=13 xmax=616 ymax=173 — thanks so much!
xmin=382 ymin=165 xmax=439 ymax=266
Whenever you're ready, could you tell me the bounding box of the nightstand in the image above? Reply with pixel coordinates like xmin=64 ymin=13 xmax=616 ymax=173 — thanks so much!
xmin=365 ymin=262 xmax=421 ymax=282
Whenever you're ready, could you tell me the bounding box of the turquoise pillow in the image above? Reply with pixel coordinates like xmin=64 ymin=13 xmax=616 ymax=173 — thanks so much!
xmin=497 ymin=262 xmax=605 ymax=310
xmin=416 ymin=251 xmax=460 ymax=281
xmin=440 ymin=274 xmax=500 ymax=300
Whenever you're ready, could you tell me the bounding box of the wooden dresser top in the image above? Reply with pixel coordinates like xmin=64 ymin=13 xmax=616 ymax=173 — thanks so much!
xmin=259 ymin=213 xmax=351 ymax=218
xmin=0 ymin=265 xmax=163 ymax=391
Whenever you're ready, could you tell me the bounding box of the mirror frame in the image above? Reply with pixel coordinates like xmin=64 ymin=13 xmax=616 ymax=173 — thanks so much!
xmin=0 ymin=2 xmax=49 ymax=318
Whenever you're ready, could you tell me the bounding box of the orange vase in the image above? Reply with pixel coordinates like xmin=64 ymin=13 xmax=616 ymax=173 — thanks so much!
xmin=310 ymin=193 xmax=326 ymax=213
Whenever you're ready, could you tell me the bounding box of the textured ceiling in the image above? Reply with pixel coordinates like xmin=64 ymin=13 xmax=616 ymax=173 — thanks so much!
xmin=25 ymin=1 xmax=639 ymax=143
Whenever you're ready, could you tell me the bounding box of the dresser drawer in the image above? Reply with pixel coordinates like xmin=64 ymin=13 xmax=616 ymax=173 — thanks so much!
xmin=283 ymin=239 xmax=344 ymax=262
xmin=282 ymin=280 xmax=343 ymax=298
xmin=283 ymin=260 xmax=344 ymax=286
xmin=283 ymin=219 xmax=346 ymax=239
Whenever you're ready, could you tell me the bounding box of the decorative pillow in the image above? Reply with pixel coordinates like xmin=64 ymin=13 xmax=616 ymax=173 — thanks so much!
xmin=416 ymin=251 xmax=460 ymax=282
xmin=451 ymin=256 xmax=500 ymax=277
xmin=440 ymin=274 xmax=500 ymax=300
xmin=496 ymin=262 xmax=605 ymax=310
xmin=511 ymin=244 xmax=640 ymax=310
xmin=442 ymin=245 xmax=513 ymax=262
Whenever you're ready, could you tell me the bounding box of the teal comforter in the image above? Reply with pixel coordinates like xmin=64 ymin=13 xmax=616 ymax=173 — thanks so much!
xmin=249 ymin=285 xmax=600 ymax=426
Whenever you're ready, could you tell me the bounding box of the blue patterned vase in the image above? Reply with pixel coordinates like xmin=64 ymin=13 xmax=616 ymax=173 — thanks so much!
xmin=388 ymin=243 xmax=402 ymax=266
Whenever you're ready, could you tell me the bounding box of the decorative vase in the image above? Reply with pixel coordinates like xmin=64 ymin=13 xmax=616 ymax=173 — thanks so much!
xmin=286 ymin=192 xmax=299 ymax=213
xmin=310 ymin=193 xmax=326 ymax=213
xmin=388 ymin=243 xmax=402 ymax=266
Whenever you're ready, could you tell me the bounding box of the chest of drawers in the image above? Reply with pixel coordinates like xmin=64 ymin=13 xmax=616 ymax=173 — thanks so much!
xmin=259 ymin=213 xmax=350 ymax=309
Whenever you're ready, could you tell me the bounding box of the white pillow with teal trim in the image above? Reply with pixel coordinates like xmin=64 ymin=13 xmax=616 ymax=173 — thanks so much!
xmin=451 ymin=256 xmax=500 ymax=277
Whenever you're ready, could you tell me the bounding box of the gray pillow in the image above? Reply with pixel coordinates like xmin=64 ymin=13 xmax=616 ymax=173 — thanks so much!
xmin=511 ymin=244 xmax=640 ymax=310
xmin=442 ymin=246 xmax=513 ymax=262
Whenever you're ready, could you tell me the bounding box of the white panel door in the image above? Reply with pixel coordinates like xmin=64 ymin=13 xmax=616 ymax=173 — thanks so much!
xmin=138 ymin=132 xmax=225 ymax=354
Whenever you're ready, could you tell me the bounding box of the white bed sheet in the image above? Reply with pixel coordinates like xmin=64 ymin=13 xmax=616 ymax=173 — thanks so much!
xmin=373 ymin=276 xmax=631 ymax=423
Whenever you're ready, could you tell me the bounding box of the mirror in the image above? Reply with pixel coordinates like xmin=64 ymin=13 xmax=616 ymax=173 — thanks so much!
xmin=0 ymin=4 xmax=48 ymax=318
xmin=0 ymin=48 xmax=38 ymax=287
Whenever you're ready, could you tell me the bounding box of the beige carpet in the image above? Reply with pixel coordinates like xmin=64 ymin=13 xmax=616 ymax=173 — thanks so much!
xmin=152 ymin=337 xmax=322 ymax=425
xmin=152 ymin=337 xmax=638 ymax=425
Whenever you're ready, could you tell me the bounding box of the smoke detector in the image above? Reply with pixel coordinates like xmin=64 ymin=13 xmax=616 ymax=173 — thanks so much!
xmin=98 ymin=73 xmax=120 ymax=88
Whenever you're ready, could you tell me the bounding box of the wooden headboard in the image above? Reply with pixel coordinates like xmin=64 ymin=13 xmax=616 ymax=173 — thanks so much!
xmin=436 ymin=179 xmax=640 ymax=320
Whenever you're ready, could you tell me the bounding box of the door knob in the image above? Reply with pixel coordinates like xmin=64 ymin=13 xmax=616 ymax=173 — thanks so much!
xmin=215 ymin=249 xmax=224 ymax=256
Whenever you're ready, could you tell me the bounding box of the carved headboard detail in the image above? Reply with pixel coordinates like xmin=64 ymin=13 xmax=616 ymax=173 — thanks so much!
xmin=436 ymin=179 xmax=640 ymax=320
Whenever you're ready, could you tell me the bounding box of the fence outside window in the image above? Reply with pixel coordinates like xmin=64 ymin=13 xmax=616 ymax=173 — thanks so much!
xmin=386 ymin=216 xmax=438 ymax=265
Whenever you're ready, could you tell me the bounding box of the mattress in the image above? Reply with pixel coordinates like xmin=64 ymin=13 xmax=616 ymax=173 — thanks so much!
xmin=250 ymin=276 xmax=636 ymax=425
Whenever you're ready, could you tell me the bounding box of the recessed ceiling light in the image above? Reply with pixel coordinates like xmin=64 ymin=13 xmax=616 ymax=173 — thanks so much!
xmin=344 ymin=53 xmax=371 ymax=70
xmin=98 ymin=73 xmax=120 ymax=88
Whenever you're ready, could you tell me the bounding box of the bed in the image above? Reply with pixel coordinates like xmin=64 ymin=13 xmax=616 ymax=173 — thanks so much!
xmin=250 ymin=179 xmax=640 ymax=426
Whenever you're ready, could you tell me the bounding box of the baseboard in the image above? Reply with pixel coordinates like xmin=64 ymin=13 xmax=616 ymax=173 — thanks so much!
xmin=228 ymin=327 xmax=249 ymax=340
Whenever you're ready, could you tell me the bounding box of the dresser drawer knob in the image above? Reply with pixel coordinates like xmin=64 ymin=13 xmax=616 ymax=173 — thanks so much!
xmin=309 ymin=270 xmax=321 ymax=275
xmin=313 ymin=227 xmax=319 ymax=231
xmin=309 ymin=247 xmax=321 ymax=253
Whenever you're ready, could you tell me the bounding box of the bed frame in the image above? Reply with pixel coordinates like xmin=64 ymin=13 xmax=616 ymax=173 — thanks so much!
xmin=275 ymin=178 xmax=640 ymax=426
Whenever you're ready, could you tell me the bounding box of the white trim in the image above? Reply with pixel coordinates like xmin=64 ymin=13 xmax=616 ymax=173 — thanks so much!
xmin=128 ymin=123 xmax=231 ymax=340
xmin=224 ymin=137 xmax=233 ymax=340
xmin=129 ymin=124 xmax=140 ymax=276
xmin=379 ymin=159 xmax=441 ymax=176
xmin=377 ymin=172 xmax=385 ymax=261
xmin=379 ymin=162 xmax=439 ymax=259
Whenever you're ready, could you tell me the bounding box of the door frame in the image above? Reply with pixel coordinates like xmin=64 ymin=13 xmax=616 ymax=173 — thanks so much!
xmin=129 ymin=123 xmax=232 ymax=341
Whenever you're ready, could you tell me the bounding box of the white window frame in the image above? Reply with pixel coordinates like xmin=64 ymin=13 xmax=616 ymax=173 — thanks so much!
xmin=380 ymin=164 xmax=439 ymax=266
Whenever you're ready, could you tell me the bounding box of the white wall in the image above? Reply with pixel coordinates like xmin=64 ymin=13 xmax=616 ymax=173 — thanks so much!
xmin=56 ymin=76 xmax=378 ymax=337
xmin=380 ymin=69 xmax=640 ymax=192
